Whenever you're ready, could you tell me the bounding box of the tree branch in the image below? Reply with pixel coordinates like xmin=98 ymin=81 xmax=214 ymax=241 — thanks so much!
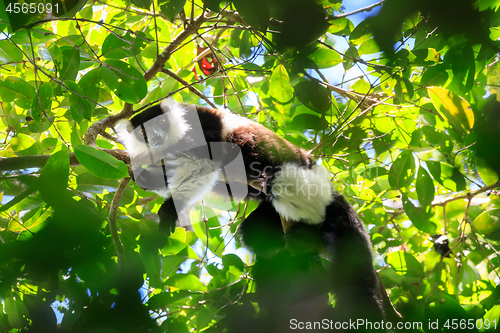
xmin=0 ymin=149 xmax=130 ymax=172
xmin=330 ymin=0 xmax=384 ymax=19
xmin=143 ymin=12 xmax=209 ymax=82
xmin=84 ymin=11 xmax=209 ymax=146
xmin=161 ymin=68 xmax=217 ymax=108
xmin=433 ymin=180 xmax=500 ymax=207
xmin=109 ymin=177 xmax=130 ymax=269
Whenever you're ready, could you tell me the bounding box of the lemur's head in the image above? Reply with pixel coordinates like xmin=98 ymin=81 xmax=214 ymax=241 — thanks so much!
xmin=115 ymin=98 xmax=190 ymax=158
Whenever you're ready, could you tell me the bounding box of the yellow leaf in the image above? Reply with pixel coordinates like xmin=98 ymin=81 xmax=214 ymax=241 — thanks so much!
xmin=427 ymin=86 xmax=474 ymax=135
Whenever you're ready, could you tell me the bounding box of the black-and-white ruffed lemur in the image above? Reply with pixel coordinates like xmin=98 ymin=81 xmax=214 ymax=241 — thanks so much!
xmin=115 ymin=98 xmax=388 ymax=330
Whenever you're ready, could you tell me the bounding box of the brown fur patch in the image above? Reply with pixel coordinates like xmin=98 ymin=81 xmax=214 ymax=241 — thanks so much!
xmin=226 ymin=122 xmax=312 ymax=181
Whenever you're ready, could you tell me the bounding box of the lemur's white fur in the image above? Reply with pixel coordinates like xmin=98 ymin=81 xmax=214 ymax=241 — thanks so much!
xmin=137 ymin=154 xmax=219 ymax=207
xmin=220 ymin=111 xmax=251 ymax=137
xmin=160 ymin=99 xmax=190 ymax=148
xmin=115 ymin=98 xmax=190 ymax=160
xmin=271 ymin=163 xmax=333 ymax=224
xmin=115 ymin=119 xmax=146 ymax=158
xmin=165 ymin=153 xmax=219 ymax=206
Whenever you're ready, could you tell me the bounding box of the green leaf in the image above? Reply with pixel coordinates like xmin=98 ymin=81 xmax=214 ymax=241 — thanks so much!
xmin=394 ymin=79 xmax=404 ymax=102
xmin=231 ymin=0 xmax=269 ymax=32
xmin=196 ymin=305 xmax=219 ymax=329
xmin=76 ymin=172 xmax=119 ymax=192
xmin=191 ymin=207 xmax=224 ymax=256
xmin=161 ymin=255 xmax=188 ymax=277
xmin=132 ymin=0 xmax=153 ymax=9
xmin=290 ymin=114 xmax=327 ymax=130
xmin=377 ymin=267 xmax=403 ymax=285
xmin=402 ymin=77 xmax=414 ymax=100
xmin=358 ymin=38 xmax=380 ymax=55
xmin=213 ymin=79 xmax=224 ymax=105
xmin=328 ymin=17 xmax=354 ymax=35
xmin=477 ymin=157 xmax=499 ymax=185
xmin=66 ymin=80 xmax=92 ymax=121
xmin=101 ymin=60 xmax=148 ymax=104
xmin=147 ymin=291 xmax=192 ymax=310
xmin=425 ymin=295 xmax=470 ymax=324
xmin=427 ymin=86 xmax=475 ymax=135
xmin=79 ymin=4 xmax=93 ymax=19
xmin=462 ymin=261 xmax=480 ymax=286
xmin=415 ymin=167 xmax=434 ymax=207
xmin=59 ymin=47 xmax=80 ymax=82
xmin=427 ymin=161 xmax=466 ymax=192
xmin=306 ymin=47 xmax=343 ymax=69
xmin=11 ymin=133 xmax=36 ymax=154
xmin=39 ymin=150 xmax=70 ymax=205
xmin=421 ymin=64 xmax=449 ymax=87
xmin=294 ymin=80 xmax=330 ymax=113
xmin=132 ymin=32 xmax=148 ymax=56
xmin=349 ymin=20 xmax=372 ymax=45
xmin=230 ymin=28 xmax=242 ymax=48
xmin=0 ymin=76 xmax=35 ymax=109
xmin=351 ymin=78 xmax=370 ymax=94
xmin=101 ymin=32 xmax=146 ymax=60
xmin=222 ymin=253 xmax=244 ymax=273
xmin=402 ymin=195 xmax=436 ymax=234
xmin=270 ymin=64 xmax=293 ymax=105
xmin=140 ymin=246 xmax=164 ymax=288
xmin=484 ymin=304 xmax=500 ymax=323
xmin=102 ymin=32 xmax=132 ymax=59
xmin=0 ymin=187 xmax=36 ymax=213
xmin=74 ymin=145 xmax=129 ymax=179
xmin=78 ymin=68 xmax=101 ymax=114
xmin=0 ymin=39 xmax=23 ymax=62
xmin=473 ymin=209 xmax=500 ymax=240
xmin=48 ymin=44 xmax=63 ymax=68
xmin=5 ymin=297 xmax=28 ymax=329
xmin=162 ymin=239 xmax=189 ymax=256
xmin=31 ymin=83 xmax=53 ymax=123
xmin=239 ymin=30 xmax=252 ymax=58
xmin=166 ymin=274 xmax=207 ymax=292
xmin=448 ymin=45 xmax=475 ymax=92
xmin=386 ymin=251 xmax=424 ymax=277
xmin=159 ymin=0 xmax=186 ymax=22
xmin=361 ymin=167 xmax=387 ymax=180
xmin=342 ymin=45 xmax=358 ymax=71
xmin=388 ymin=151 xmax=415 ymax=189
xmin=28 ymin=118 xmax=52 ymax=133
xmin=204 ymin=0 xmax=221 ymax=11
xmin=0 ymin=2 xmax=10 ymax=29
xmin=412 ymin=48 xmax=440 ymax=65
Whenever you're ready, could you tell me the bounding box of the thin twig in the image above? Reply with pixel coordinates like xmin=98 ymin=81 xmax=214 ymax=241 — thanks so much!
xmin=109 ymin=177 xmax=130 ymax=269
xmin=432 ymin=181 xmax=500 ymax=207
xmin=0 ymin=149 xmax=130 ymax=172
xmin=331 ymin=1 xmax=384 ymax=19
xmin=161 ymin=68 xmax=217 ymax=108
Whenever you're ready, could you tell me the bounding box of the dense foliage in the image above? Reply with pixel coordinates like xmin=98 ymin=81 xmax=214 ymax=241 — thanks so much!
xmin=1 ymin=0 xmax=500 ymax=331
